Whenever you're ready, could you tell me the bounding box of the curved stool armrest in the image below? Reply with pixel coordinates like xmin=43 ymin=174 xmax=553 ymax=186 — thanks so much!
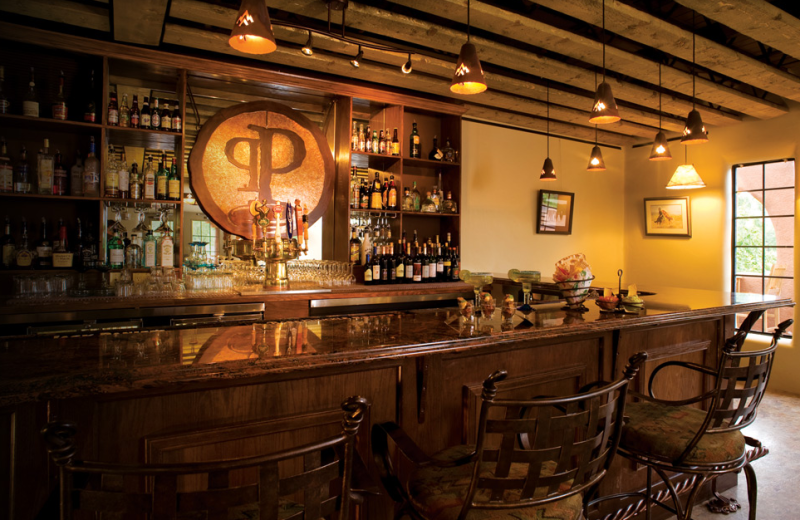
xmin=629 ymin=389 xmax=717 ymax=407
xmin=648 ymin=361 xmax=717 ymax=399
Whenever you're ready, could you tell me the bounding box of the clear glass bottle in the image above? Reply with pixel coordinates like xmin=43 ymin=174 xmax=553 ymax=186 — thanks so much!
xmin=143 ymin=229 xmax=157 ymax=268
xmin=402 ymin=187 xmax=414 ymax=211
xmin=441 ymin=191 xmax=458 ymax=214
xmin=129 ymin=162 xmax=141 ymax=200
xmin=351 ymin=121 xmax=358 ymax=151
xmin=124 ymin=235 xmax=142 ymax=268
xmin=0 ymin=137 xmax=12 ymax=193
xmin=0 ymin=66 xmax=8 ymax=114
xmin=108 ymin=228 xmax=124 ymax=269
xmin=157 ymin=217 xmax=174 ymax=268
xmin=1 ymin=216 xmax=14 ymax=269
xmin=70 ymin=151 xmax=83 ymax=196
xmin=442 ymin=138 xmax=456 ymax=163
xmin=14 ymin=219 xmax=34 ymax=269
xmin=118 ymin=151 xmax=129 ymax=199
xmin=22 ymin=67 xmax=39 ymax=118
xmin=430 ymin=184 xmax=440 ymax=211
xmin=14 ymin=146 xmax=31 ymax=194
xmin=420 ymin=191 xmax=437 ymax=213
xmin=83 ymin=137 xmax=100 ymax=197
xmin=52 ymin=70 xmax=68 ymax=120
xmin=105 ymin=145 xmax=119 ymax=198
xmin=411 ymin=181 xmax=421 ymax=212
xmin=144 ymin=156 xmax=156 ymax=199
xmin=118 ymin=93 xmax=130 ymax=127
xmin=37 ymin=139 xmax=54 ymax=195
xmin=52 ymin=149 xmax=67 ymax=196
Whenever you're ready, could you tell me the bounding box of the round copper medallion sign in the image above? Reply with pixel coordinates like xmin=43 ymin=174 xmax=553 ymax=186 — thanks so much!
xmin=189 ymin=100 xmax=334 ymax=239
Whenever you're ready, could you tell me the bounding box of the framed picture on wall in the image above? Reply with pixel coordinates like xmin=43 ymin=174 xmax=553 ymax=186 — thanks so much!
xmin=644 ymin=197 xmax=691 ymax=237
xmin=537 ymin=190 xmax=575 ymax=235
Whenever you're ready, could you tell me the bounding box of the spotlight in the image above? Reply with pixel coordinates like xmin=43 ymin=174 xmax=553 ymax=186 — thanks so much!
xmin=350 ymin=46 xmax=363 ymax=68
xmin=401 ymin=53 xmax=412 ymax=74
xmin=301 ymin=31 xmax=314 ymax=56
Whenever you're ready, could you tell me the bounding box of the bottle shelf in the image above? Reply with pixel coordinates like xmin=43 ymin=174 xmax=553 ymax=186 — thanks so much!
xmin=350 ymin=208 xmax=400 ymax=214
xmin=106 ymin=125 xmax=181 ymax=136
xmin=0 ymin=113 xmax=102 ymax=132
xmin=401 ymin=211 xmax=460 ymax=217
xmin=101 ymin=197 xmax=182 ymax=205
xmin=0 ymin=192 xmax=102 ymax=201
xmin=351 ymin=151 xmax=401 ymax=160
xmin=403 ymin=157 xmax=460 ymax=168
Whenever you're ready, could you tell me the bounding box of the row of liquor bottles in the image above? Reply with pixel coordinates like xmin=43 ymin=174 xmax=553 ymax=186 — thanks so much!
xmin=0 ymin=214 xmax=176 ymax=270
xmin=350 ymin=169 xmax=457 ymax=213
xmin=351 ymin=120 xmax=458 ymax=162
xmin=0 ymin=65 xmax=96 ymax=122
xmin=350 ymin=229 xmax=461 ymax=284
xmin=107 ymin=93 xmax=182 ymax=132
xmin=0 ymin=137 xmax=180 ymax=200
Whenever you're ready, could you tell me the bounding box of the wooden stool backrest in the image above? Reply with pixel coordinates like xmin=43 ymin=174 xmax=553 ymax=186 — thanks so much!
xmin=42 ymin=396 xmax=368 ymax=520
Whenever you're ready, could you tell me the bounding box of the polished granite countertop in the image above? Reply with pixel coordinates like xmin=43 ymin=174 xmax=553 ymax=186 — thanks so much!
xmin=0 ymin=286 xmax=790 ymax=406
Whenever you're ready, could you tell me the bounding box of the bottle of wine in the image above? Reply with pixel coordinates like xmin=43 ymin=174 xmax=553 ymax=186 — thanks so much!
xmin=404 ymin=242 xmax=414 ymax=282
xmin=84 ymin=70 xmax=96 ymax=123
xmin=0 ymin=137 xmax=12 ymax=193
xmin=22 ymin=67 xmax=39 ymax=118
xmin=409 ymin=121 xmax=421 ymax=158
xmin=52 ymin=70 xmax=67 ymax=120
xmin=412 ymin=242 xmax=422 ymax=283
xmin=34 ymin=217 xmax=52 ymax=269
xmin=371 ymin=244 xmax=381 ymax=285
xmin=1 ymin=216 xmax=14 ymax=269
xmin=168 ymin=157 xmax=180 ymax=200
xmin=156 ymin=153 xmax=168 ymax=200
xmin=70 ymin=151 xmax=83 ymax=196
xmin=83 ymin=138 xmax=100 ymax=197
xmin=14 ymin=146 xmax=31 ymax=194
xmin=394 ymin=239 xmax=405 ymax=283
xmin=37 ymin=139 xmax=54 ymax=195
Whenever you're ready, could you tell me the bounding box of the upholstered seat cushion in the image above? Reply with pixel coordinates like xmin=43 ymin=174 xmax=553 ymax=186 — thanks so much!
xmin=621 ymin=401 xmax=745 ymax=465
xmin=406 ymin=445 xmax=584 ymax=520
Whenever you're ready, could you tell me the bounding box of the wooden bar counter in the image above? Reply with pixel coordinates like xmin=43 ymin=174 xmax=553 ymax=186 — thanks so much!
xmin=0 ymin=287 xmax=790 ymax=520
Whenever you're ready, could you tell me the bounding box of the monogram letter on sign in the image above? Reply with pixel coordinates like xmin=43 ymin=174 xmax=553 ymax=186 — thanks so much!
xmin=189 ymin=100 xmax=334 ymax=239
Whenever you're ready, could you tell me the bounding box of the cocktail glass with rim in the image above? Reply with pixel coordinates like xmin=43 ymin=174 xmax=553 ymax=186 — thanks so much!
xmin=507 ymin=269 xmax=541 ymax=305
xmin=459 ymin=270 xmax=494 ymax=307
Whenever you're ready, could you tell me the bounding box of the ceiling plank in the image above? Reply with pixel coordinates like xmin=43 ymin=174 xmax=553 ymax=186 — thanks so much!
xmin=391 ymin=0 xmax=786 ymax=119
xmin=162 ymin=23 xmax=637 ymax=146
xmin=111 ymin=0 xmax=168 ymax=46
xmin=0 ymin=0 xmax=110 ymax=32
xmin=673 ymin=0 xmax=800 ymax=64
xmin=532 ymin=0 xmax=800 ymax=102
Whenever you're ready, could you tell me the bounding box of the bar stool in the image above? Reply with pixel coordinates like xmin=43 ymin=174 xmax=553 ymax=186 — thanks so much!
xmin=372 ymin=353 xmax=647 ymax=520
xmin=617 ymin=319 xmax=791 ymax=520
xmin=42 ymin=396 xmax=369 ymax=519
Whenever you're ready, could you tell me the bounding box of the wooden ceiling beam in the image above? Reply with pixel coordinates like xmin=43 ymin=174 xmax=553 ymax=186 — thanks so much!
xmin=673 ymin=0 xmax=800 ymax=64
xmin=111 ymin=0 xmax=168 ymax=46
xmin=0 ymin=0 xmax=110 ymax=32
xmin=392 ymin=0 xmax=786 ymax=120
xmin=162 ymin=23 xmax=637 ymax=146
xmin=258 ymin=0 xmax=739 ymax=126
xmin=532 ymin=0 xmax=800 ymax=102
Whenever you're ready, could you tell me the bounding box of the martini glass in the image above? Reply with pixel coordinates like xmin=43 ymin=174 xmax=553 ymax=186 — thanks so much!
xmin=507 ymin=269 xmax=541 ymax=305
xmin=459 ymin=270 xmax=494 ymax=307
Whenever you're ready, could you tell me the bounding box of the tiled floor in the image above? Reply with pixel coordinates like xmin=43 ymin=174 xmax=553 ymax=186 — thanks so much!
xmin=667 ymin=390 xmax=800 ymax=520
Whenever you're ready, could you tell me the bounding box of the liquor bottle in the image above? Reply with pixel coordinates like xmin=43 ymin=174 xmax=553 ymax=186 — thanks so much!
xmin=171 ymin=103 xmax=182 ymax=133
xmin=0 ymin=66 xmax=8 ymax=114
xmin=52 ymin=149 xmax=67 ymax=196
xmin=168 ymin=158 xmax=180 ymax=200
xmin=401 ymin=187 xmax=413 ymax=211
xmin=105 ymin=145 xmax=119 ymax=197
xmin=108 ymin=227 xmax=124 ymax=269
xmin=52 ymin=70 xmax=68 ymax=120
xmin=370 ymin=172 xmax=383 ymax=209
xmin=124 ymin=234 xmax=142 ymax=268
xmin=421 ymin=243 xmax=431 ymax=282
xmin=14 ymin=146 xmax=31 ymax=194
xmin=379 ymin=130 xmax=386 ymax=155
xmin=52 ymin=222 xmax=73 ymax=268
xmin=156 ymin=154 xmax=168 ymax=200
xmin=370 ymin=245 xmax=381 ymax=285
xmin=107 ymin=92 xmax=119 ymax=126
xmin=404 ymin=242 xmax=414 ymax=282
xmin=23 ymin=67 xmax=39 ymax=118
xmin=161 ymin=101 xmax=171 ymax=131
xmin=381 ymin=176 xmax=389 ymax=208
xmin=0 ymin=138 xmax=12 ymax=193
xmin=441 ymin=191 xmax=458 ymax=214
xmin=151 ymin=98 xmax=161 ymax=129
xmin=428 ymin=135 xmax=442 ymax=161
xmin=130 ymin=95 xmax=140 ymax=128
xmin=34 ymin=218 xmax=52 ymax=269
xmin=411 ymin=181 xmax=421 ymax=212
xmin=144 ymin=156 xmax=156 ymax=199
xmin=394 ymin=240 xmax=405 ymax=283
xmin=409 ymin=121 xmax=421 ymax=158
xmin=451 ymin=245 xmax=461 ymax=281
xmin=118 ymin=151 xmax=129 ymax=199
xmin=421 ymin=191 xmax=437 ymax=213
xmin=69 ymin=151 xmax=83 ymax=196
xmin=15 ymin=219 xmax=34 ymax=269
xmin=365 ymin=125 xmax=372 ymax=153
xmin=387 ymin=175 xmax=398 ymax=210
xmin=140 ymin=97 xmax=151 ymax=129
xmin=412 ymin=242 xmax=422 ymax=283
xmin=37 ymin=139 xmax=54 ymax=195
xmin=363 ymin=244 xmax=374 ymax=285
xmin=388 ymin=237 xmax=398 ymax=283
xmin=84 ymin=70 xmax=96 ymax=123
xmin=350 ymin=168 xmax=358 ymax=208
xmin=430 ymin=184 xmax=440 ymax=211
xmin=443 ymin=240 xmax=452 ymax=281
xmin=360 ymin=224 xmax=371 ymax=265
xmin=143 ymin=229 xmax=157 ymax=268
xmin=349 ymin=227 xmax=360 ymax=265
xmin=159 ymin=221 xmax=174 ymax=267
xmin=52 ymin=218 xmax=64 ymax=251
xmin=1 ymin=216 xmax=14 ymax=269
xmin=83 ymin=137 xmax=100 ymax=197
xmin=351 ymin=121 xmax=359 ymax=151
xmin=358 ymin=123 xmax=365 ymax=152
xmin=385 ymin=128 xmax=391 ymax=154
xmin=359 ymin=179 xmax=369 ymax=209
xmin=391 ymin=128 xmax=400 ymax=156
xmin=131 ymin=212 xmax=147 ymax=252
xmin=129 ymin=162 xmax=142 ymax=200
xmin=435 ymin=238 xmax=445 ymax=281
xmin=72 ymin=218 xmax=85 ymax=270
xmin=442 ymin=138 xmax=456 ymax=162
xmin=119 ymin=94 xmax=130 ymax=127
xmin=381 ymin=240 xmax=390 ymax=283
xmin=372 ymin=131 xmax=379 ymax=154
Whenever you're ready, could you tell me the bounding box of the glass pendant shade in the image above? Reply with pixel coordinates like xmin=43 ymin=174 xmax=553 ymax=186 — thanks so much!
xmin=229 ymin=0 xmax=277 ymax=55
xmin=666 ymin=164 xmax=705 ymax=189
xmin=450 ymin=42 xmax=487 ymax=95
xmin=681 ymin=109 xmax=708 ymax=144
xmin=589 ymin=82 xmax=620 ymax=124
xmin=540 ymin=157 xmax=556 ymax=181
xmin=649 ymin=131 xmax=672 ymax=161
xmin=586 ymin=145 xmax=606 ymax=171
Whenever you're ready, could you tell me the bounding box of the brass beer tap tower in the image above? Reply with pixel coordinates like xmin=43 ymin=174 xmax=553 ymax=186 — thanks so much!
xmin=249 ymin=198 xmax=308 ymax=287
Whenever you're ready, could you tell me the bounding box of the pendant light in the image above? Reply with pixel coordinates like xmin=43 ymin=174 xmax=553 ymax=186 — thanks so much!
xmin=667 ymin=146 xmax=705 ymax=189
xmin=681 ymin=12 xmax=709 ymax=145
xmin=587 ymin=128 xmax=606 ymax=171
xmin=229 ymin=0 xmax=277 ymax=55
xmin=589 ymin=0 xmax=620 ymax=124
xmin=540 ymin=83 xmax=557 ymax=181
xmin=649 ymin=63 xmax=673 ymax=161
xmin=450 ymin=0 xmax=487 ymax=95
xmin=301 ymin=30 xmax=314 ymax=56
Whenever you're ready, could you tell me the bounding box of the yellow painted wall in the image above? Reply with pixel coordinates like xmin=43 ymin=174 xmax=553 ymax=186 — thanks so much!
xmin=461 ymin=120 xmax=625 ymax=282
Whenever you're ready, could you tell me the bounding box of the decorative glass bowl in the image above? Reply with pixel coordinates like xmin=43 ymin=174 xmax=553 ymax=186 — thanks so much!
xmin=556 ymin=276 xmax=596 ymax=310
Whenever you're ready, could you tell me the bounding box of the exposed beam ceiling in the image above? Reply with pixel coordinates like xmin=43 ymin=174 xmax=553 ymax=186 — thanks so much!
xmin=111 ymin=0 xmax=169 ymax=46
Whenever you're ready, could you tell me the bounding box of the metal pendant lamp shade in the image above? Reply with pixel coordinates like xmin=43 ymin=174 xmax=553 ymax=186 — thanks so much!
xmin=229 ymin=0 xmax=277 ymax=55
xmin=450 ymin=42 xmax=487 ymax=95
xmin=649 ymin=131 xmax=672 ymax=161
xmin=540 ymin=157 xmax=557 ymax=181
xmin=681 ymin=109 xmax=709 ymax=144
xmin=586 ymin=145 xmax=606 ymax=171
xmin=667 ymin=164 xmax=705 ymax=189
xmin=589 ymin=82 xmax=620 ymax=124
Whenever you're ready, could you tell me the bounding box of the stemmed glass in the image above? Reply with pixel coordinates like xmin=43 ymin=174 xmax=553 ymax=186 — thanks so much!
xmin=459 ymin=270 xmax=494 ymax=308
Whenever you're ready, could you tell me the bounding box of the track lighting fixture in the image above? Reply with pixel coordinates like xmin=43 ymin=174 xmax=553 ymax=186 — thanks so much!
xmin=301 ymin=30 xmax=314 ymax=56
xmin=402 ymin=54 xmax=413 ymax=74
xmin=350 ymin=46 xmax=363 ymax=68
